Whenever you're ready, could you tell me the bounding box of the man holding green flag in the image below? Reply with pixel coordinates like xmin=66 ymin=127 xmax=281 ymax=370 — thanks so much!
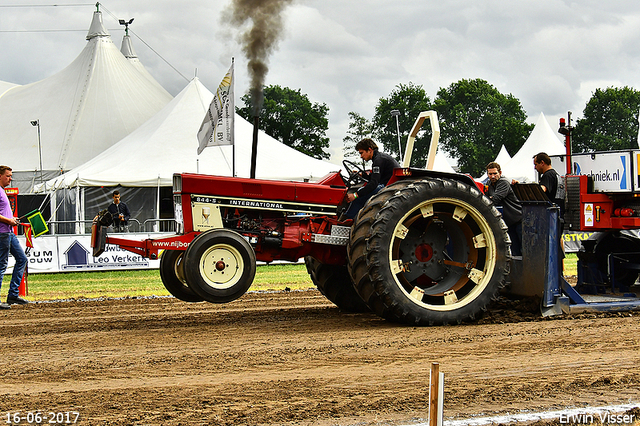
xmin=0 ymin=166 xmax=29 ymax=309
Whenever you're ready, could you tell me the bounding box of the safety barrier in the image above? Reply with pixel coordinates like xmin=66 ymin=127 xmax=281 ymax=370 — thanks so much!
xmin=143 ymin=219 xmax=176 ymax=233
xmin=44 ymin=219 xmax=141 ymax=234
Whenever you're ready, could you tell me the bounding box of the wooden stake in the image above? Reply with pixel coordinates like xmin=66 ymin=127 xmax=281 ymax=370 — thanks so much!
xmin=429 ymin=362 xmax=439 ymax=426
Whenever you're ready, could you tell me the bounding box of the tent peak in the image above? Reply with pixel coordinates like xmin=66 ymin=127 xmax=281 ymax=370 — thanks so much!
xmin=86 ymin=9 xmax=110 ymax=40
xmin=121 ymin=34 xmax=137 ymax=59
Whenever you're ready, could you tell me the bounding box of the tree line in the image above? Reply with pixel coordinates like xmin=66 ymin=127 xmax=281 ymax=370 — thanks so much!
xmin=237 ymin=81 xmax=640 ymax=177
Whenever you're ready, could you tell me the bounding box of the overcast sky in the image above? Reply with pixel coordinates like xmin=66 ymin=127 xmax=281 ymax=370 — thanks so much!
xmin=2 ymin=0 xmax=640 ymax=165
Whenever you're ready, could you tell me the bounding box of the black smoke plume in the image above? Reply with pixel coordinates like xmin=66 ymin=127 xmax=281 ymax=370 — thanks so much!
xmin=224 ymin=0 xmax=294 ymax=116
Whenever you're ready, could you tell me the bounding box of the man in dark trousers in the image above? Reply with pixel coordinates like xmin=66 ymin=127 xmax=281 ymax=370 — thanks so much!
xmin=108 ymin=190 xmax=131 ymax=232
xmin=486 ymin=162 xmax=523 ymax=256
xmin=534 ymin=152 xmax=565 ymax=216
xmin=343 ymin=138 xmax=400 ymax=220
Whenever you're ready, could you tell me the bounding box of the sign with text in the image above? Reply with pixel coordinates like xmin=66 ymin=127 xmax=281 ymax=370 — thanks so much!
xmin=4 ymin=234 xmax=164 ymax=274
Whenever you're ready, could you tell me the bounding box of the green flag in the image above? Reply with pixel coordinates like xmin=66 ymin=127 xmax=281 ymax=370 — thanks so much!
xmin=26 ymin=210 xmax=48 ymax=237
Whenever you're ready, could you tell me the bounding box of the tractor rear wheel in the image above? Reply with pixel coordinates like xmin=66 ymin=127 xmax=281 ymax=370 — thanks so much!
xmin=348 ymin=178 xmax=510 ymax=325
xmin=183 ymin=229 xmax=256 ymax=303
xmin=159 ymin=250 xmax=204 ymax=302
xmin=304 ymin=256 xmax=369 ymax=312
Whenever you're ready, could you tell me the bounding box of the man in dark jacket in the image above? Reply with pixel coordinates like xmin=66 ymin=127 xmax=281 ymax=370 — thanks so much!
xmin=107 ymin=190 xmax=131 ymax=232
xmin=534 ymin=152 xmax=565 ymax=216
xmin=343 ymin=138 xmax=400 ymax=219
xmin=486 ymin=162 xmax=523 ymax=256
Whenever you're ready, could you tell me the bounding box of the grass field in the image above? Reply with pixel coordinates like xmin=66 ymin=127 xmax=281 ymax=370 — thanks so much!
xmin=3 ymin=254 xmax=579 ymax=302
xmin=6 ymin=263 xmax=313 ymax=302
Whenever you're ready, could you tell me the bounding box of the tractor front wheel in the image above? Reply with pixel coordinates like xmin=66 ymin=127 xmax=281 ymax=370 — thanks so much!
xmin=183 ymin=229 xmax=256 ymax=303
xmin=159 ymin=249 xmax=204 ymax=302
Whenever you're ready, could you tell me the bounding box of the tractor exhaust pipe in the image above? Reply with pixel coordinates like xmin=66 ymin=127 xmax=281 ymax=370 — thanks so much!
xmin=250 ymin=115 xmax=259 ymax=179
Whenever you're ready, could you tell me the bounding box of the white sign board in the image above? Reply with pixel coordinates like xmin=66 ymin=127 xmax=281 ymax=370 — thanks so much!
xmin=552 ymin=151 xmax=636 ymax=193
xmin=4 ymin=234 xmax=164 ymax=274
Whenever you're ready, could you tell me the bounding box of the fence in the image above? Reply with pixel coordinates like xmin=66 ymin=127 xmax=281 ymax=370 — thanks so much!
xmin=44 ymin=219 xmax=141 ymax=235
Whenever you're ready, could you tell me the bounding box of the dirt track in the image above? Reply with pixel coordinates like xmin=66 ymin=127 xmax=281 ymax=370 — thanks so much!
xmin=0 ymin=290 xmax=639 ymax=426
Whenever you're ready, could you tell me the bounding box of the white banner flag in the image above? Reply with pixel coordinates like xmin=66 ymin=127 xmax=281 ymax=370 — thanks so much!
xmin=197 ymin=63 xmax=235 ymax=154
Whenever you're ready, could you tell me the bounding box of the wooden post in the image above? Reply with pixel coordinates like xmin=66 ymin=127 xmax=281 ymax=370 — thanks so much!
xmin=429 ymin=362 xmax=439 ymax=426
xmin=429 ymin=362 xmax=444 ymax=426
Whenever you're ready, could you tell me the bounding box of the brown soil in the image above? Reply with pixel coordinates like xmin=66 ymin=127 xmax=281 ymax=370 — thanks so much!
xmin=0 ymin=289 xmax=639 ymax=425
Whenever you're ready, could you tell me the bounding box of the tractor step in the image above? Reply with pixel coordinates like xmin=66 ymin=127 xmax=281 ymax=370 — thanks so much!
xmin=310 ymin=225 xmax=350 ymax=246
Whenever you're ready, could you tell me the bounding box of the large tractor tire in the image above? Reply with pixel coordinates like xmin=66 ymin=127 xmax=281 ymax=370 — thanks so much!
xmin=159 ymin=250 xmax=204 ymax=302
xmin=348 ymin=178 xmax=510 ymax=326
xmin=304 ymin=256 xmax=370 ymax=313
xmin=183 ymin=229 xmax=256 ymax=303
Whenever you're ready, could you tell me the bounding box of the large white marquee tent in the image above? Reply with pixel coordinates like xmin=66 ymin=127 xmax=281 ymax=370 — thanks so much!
xmin=34 ymin=78 xmax=340 ymax=233
xmin=0 ymin=8 xmax=172 ymax=192
xmin=37 ymin=78 xmax=339 ymax=190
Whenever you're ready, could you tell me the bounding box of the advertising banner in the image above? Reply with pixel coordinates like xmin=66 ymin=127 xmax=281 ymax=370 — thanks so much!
xmin=552 ymin=151 xmax=636 ymax=193
xmin=5 ymin=234 xmax=163 ymax=274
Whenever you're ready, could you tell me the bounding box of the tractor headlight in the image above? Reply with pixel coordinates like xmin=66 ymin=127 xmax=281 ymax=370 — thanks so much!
xmin=173 ymin=194 xmax=184 ymax=234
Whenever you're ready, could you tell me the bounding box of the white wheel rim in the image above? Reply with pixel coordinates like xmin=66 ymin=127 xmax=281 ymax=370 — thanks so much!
xmin=199 ymin=243 xmax=244 ymax=290
xmin=388 ymin=197 xmax=498 ymax=311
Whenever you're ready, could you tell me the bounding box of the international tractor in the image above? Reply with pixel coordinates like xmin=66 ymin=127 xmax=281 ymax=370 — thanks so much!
xmin=93 ymin=112 xmax=511 ymax=326
xmin=92 ymin=111 xmax=640 ymax=325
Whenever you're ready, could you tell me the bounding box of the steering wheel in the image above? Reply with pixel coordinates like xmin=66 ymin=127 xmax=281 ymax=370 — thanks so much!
xmin=342 ymin=160 xmax=369 ymax=188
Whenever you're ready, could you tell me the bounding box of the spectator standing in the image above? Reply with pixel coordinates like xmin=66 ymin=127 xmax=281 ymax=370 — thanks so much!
xmin=107 ymin=190 xmax=131 ymax=232
xmin=0 ymin=165 xmax=29 ymax=309
xmin=486 ymin=162 xmax=523 ymax=256
xmin=534 ymin=152 xmax=565 ymax=216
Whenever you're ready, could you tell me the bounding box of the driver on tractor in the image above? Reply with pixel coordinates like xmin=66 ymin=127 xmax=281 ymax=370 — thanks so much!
xmin=342 ymin=138 xmax=400 ymax=220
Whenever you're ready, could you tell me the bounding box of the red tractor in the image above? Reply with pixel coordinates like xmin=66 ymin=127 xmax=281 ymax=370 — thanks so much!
xmin=93 ymin=112 xmax=511 ymax=325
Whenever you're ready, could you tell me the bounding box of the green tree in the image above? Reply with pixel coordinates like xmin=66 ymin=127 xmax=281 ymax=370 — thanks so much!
xmin=237 ymin=85 xmax=330 ymax=160
xmin=342 ymin=111 xmax=373 ymax=162
xmin=432 ymin=79 xmax=533 ymax=177
xmin=572 ymin=86 xmax=640 ymax=153
xmin=372 ymin=82 xmax=432 ymax=167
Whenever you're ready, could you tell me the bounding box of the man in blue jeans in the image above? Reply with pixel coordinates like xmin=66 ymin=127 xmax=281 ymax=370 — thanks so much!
xmin=0 ymin=165 xmax=29 ymax=309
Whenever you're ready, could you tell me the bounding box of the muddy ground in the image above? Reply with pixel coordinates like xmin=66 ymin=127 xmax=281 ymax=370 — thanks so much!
xmin=0 ymin=289 xmax=638 ymax=426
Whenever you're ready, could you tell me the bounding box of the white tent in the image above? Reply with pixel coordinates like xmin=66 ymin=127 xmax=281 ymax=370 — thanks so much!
xmin=121 ymin=33 xmax=171 ymax=98
xmin=0 ymin=8 xmax=172 ymax=191
xmin=501 ymin=113 xmax=566 ymax=182
xmin=494 ymin=145 xmax=512 ymax=166
xmin=37 ymin=78 xmax=339 ymax=191
xmin=476 ymin=145 xmax=512 ymax=182
xmin=431 ymin=148 xmax=456 ymax=173
xmin=0 ymin=81 xmax=18 ymax=97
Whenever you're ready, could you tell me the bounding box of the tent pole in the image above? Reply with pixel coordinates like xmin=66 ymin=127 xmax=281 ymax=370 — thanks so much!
xmin=79 ymin=187 xmax=85 ymax=234
xmin=75 ymin=184 xmax=81 ymax=234
xmin=155 ymin=176 xmax=160 ymax=233
xmin=50 ymin=191 xmax=57 ymax=236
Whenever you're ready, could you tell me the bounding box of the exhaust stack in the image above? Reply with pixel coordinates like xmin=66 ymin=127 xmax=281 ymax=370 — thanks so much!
xmin=250 ymin=115 xmax=259 ymax=179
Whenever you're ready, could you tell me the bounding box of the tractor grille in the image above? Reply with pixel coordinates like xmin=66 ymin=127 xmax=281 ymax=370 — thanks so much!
xmin=564 ymin=175 xmax=581 ymax=231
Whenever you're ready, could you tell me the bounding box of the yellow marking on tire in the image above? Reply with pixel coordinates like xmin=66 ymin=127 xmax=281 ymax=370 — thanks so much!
xmin=394 ymin=224 xmax=409 ymax=239
xmin=391 ymin=260 xmax=404 ymax=274
xmin=410 ymin=286 xmax=425 ymax=301
xmin=473 ymin=233 xmax=487 ymax=248
xmin=453 ymin=206 xmax=467 ymax=222
xmin=444 ymin=290 xmax=458 ymax=305
xmin=420 ymin=204 xmax=434 ymax=217
xmin=468 ymin=268 xmax=485 ymax=283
